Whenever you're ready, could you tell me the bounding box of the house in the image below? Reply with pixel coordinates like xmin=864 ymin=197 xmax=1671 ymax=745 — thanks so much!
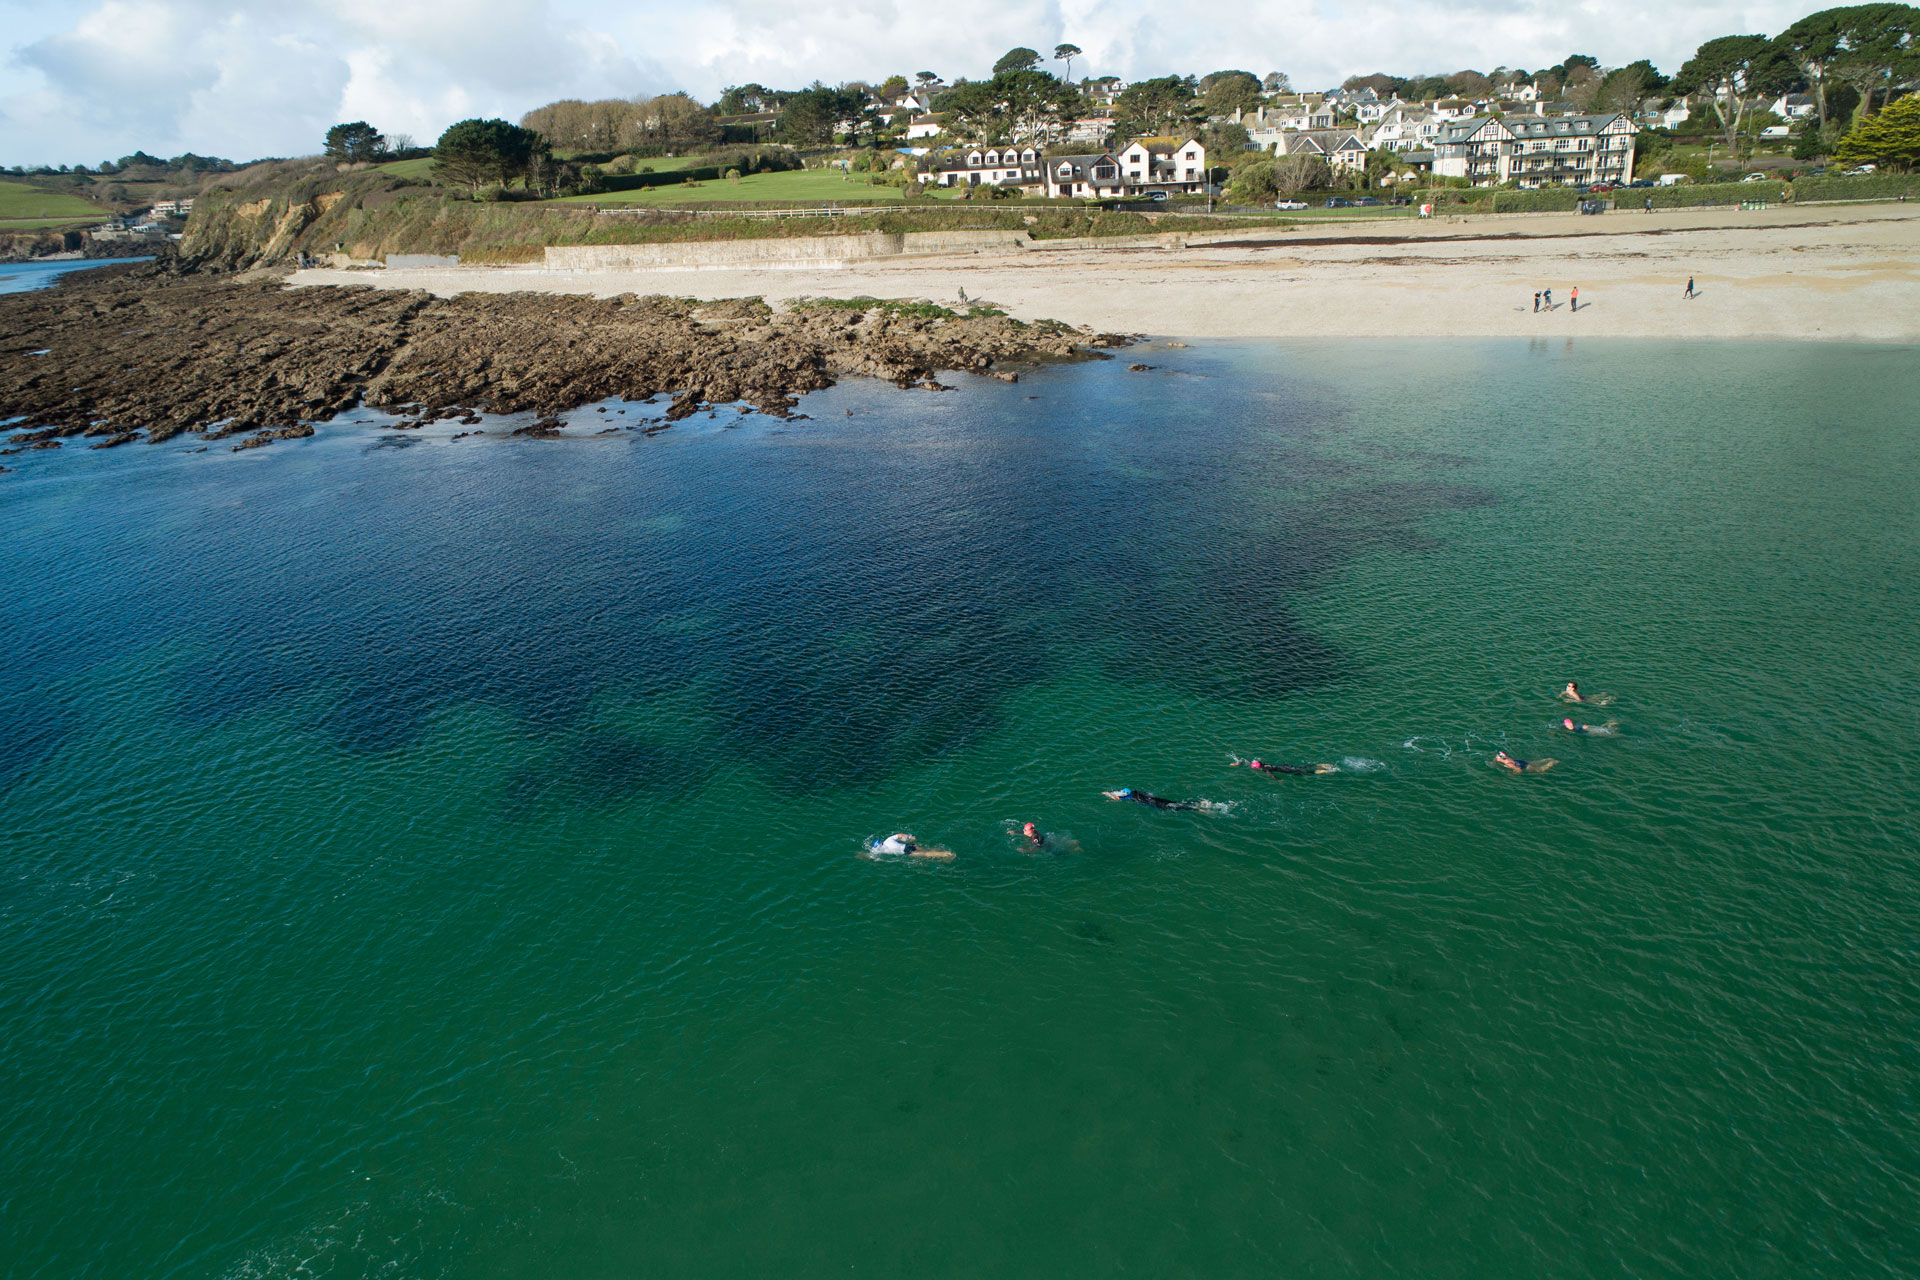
xmin=904 ymin=115 xmax=944 ymax=140
xmin=1660 ymin=101 xmax=1692 ymax=128
xmin=1062 ymin=117 xmax=1111 ymax=145
xmin=1272 ymin=128 xmax=1371 ymax=171
xmin=1771 ymin=93 xmax=1817 ymax=120
xmin=1356 ymin=97 xmax=1399 ymax=124
xmin=1433 ymin=98 xmax=1479 ymax=122
xmin=928 ymin=144 xmax=1043 ymax=191
xmin=1368 ymin=103 xmax=1441 ymax=152
xmin=1042 ymin=152 xmax=1130 ymax=198
xmin=1116 ymin=137 xmax=1207 ymax=191
xmin=1433 ymin=112 xmax=1638 ymax=188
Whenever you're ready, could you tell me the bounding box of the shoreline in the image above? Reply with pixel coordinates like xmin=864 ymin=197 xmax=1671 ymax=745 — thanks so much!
xmin=291 ymin=204 xmax=1920 ymax=344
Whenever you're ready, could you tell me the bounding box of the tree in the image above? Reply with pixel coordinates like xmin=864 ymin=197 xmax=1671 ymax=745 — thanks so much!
xmin=1834 ymin=88 xmax=1920 ymax=166
xmin=1054 ymin=43 xmax=1082 ymax=81
xmin=433 ymin=118 xmax=545 ymax=193
xmin=1202 ymin=120 xmax=1252 ymax=155
xmin=1227 ymin=158 xmax=1279 ymax=203
xmin=916 ymin=71 xmax=939 ymax=86
xmin=1272 ymin=152 xmax=1332 ymax=192
xmin=1674 ymin=35 xmax=1792 ymax=153
xmin=940 ymin=69 xmax=1085 ymax=143
xmin=1113 ymin=75 xmax=1201 ymax=139
xmin=1200 ymin=70 xmax=1263 ymax=117
xmin=1598 ymin=60 xmax=1670 ymax=112
xmin=879 ymin=74 xmax=909 ymax=100
xmin=1264 ymin=71 xmax=1293 ymax=93
xmin=777 ymin=85 xmax=867 ymax=144
xmin=324 ymin=121 xmax=385 ymax=163
xmin=1825 ymin=4 xmax=1920 ymax=121
xmin=993 ymin=47 xmax=1042 ymax=75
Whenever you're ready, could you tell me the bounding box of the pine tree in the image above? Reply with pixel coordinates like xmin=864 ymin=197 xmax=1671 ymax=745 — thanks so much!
xmin=1834 ymin=93 xmax=1920 ymax=170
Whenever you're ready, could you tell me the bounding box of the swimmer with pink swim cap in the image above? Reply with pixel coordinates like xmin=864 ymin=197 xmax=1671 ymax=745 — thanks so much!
xmin=1235 ymin=758 xmax=1337 ymax=776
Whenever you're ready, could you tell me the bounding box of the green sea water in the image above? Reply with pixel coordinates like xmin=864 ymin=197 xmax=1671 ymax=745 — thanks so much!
xmin=2 ymin=338 xmax=1917 ymax=1277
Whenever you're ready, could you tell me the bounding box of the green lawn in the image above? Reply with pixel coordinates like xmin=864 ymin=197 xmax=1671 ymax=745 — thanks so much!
xmin=0 ymin=180 xmax=107 ymax=221
xmin=373 ymin=157 xmax=437 ymax=180
xmin=550 ymin=167 xmax=940 ymax=207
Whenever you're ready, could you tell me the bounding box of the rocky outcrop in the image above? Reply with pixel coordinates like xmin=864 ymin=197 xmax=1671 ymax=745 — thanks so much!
xmin=0 ymin=263 xmax=1127 ymax=458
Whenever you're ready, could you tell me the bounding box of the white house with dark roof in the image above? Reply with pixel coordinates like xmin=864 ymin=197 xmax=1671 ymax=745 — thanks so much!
xmin=1272 ymin=128 xmax=1370 ymax=171
xmin=1042 ymin=152 xmax=1130 ymax=198
xmin=928 ymin=144 xmax=1044 ymax=191
xmin=1368 ymin=103 xmax=1441 ymax=152
xmin=1116 ymin=137 xmax=1206 ymax=191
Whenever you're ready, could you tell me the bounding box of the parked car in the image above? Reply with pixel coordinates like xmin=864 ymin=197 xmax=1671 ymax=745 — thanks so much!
xmin=1275 ymin=199 xmax=1308 ymax=210
xmin=1590 ymin=182 xmax=1618 ymax=193
xmin=1628 ymin=179 xmax=1655 ymax=188
xmin=1353 ymin=196 xmax=1383 ymax=206
xmin=1144 ymin=190 xmax=1170 ymax=202
xmin=1388 ymin=196 xmax=1412 ymax=205
xmin=1741 ymin=172 xmax=1769 ymax=182
xmin=1325 ymin=197 xmax=1354 ymax=208
xmin=1846 ymin=164 xmax=1877 ymax=174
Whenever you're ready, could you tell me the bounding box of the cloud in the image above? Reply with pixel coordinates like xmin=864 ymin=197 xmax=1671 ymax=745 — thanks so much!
xmin=1 ymin=0 xmax=1820 ymax=165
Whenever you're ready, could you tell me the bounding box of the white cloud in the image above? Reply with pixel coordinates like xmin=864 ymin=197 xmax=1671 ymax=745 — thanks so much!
xmin=1 ymin=0 xmax=1821 ymax=165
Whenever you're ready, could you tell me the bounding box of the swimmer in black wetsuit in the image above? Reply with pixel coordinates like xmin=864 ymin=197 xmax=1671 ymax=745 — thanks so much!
xmin=1236 ymin=758 xmax=1338 ymax=776
xmin=1560 ymin=718 xmax=1619 ymax=735
xmin=1493 ymin=751 xmax=1557 ymax=774
xmin=1104 ymin=787 xmax=1203 ymax=811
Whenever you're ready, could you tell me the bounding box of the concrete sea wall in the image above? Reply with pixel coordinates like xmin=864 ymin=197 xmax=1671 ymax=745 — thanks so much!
xmin=544 ymin=229 xmax=1033 ymax=271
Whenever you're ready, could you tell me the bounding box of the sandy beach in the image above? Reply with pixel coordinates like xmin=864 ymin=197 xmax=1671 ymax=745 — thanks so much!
xmin=290 ymin=203 xmax=1920 ymax=342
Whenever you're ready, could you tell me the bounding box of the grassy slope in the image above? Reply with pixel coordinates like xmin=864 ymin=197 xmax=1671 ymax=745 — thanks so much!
xmin=372 ymin=158 xmax=437 ymax=180
xmin=551 ymin=168 xmax=941 ymax=207
xmin=0 ymin=180 xmax=107 ymax=223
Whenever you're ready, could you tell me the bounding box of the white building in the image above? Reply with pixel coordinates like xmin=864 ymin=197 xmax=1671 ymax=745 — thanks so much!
xmin=928 ymin=144 xmax=1044 ymax=191
xmin=1368 ymin=103 xmax=1442 ymax=152
xmin=1771 ymin=93 xmax=1817 ymax=120
xmin=1272 ymin=128 xmax=1371 ymax=171
xmin=1116 ymin=137 xmax=1207 ymax=191
xmin=904 ymin=116 xmax=944 ymax=140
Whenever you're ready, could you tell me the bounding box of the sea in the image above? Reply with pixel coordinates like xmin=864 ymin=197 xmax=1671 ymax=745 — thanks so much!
xmin=3 ymin=271 xmax=1917 ymax=1277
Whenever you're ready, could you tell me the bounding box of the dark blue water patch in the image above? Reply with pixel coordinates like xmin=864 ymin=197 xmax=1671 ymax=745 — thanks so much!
xmin=0 ymin=349 xmax=1493 ymax=797
xmin=0 ymin=692 xmax=70 ymax=792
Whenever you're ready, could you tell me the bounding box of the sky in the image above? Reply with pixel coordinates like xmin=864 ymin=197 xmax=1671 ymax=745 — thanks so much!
xmin=1 ymin=0 xmax=1820 ymax=166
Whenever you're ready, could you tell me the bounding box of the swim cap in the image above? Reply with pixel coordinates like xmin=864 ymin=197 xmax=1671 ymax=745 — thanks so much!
xmin=1023 ymin=822 xmax=1037 ymax=836
xmin=1250 ymin=760 xmax=1262 ymax=769
xmin=1117 ymin=788 xmax=1132 ymax=798
xmin=1563 ymin=719 xmax=1574 ymax=729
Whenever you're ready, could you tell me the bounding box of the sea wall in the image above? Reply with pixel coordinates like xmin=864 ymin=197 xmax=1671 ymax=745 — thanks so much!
xmin=544 ymin=229 xmax=1031 ymax=270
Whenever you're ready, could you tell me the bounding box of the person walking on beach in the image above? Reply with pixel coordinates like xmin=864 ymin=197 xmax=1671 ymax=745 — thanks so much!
xmin=1543 ymin=288 xmax=1553 ymax=309
xmin=1570 ymin=286 xmax=1579 ymax=313
xmin=1645 ymin=196 xmax=1654 ymax=213
xmin=1684 ymin=277 xmax=1696 ymax=299
xmin=1533 ymin=291 xmax=1541 ymax=313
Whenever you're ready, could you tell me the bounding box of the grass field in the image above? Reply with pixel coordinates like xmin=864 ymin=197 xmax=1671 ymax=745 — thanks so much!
xmin=0 ymin=180 xmax=106 ymax=222
xmin=551 ymin=168 xmax=942 ymax=207
xmin=373 ymin=158 xmax=437 ymax=180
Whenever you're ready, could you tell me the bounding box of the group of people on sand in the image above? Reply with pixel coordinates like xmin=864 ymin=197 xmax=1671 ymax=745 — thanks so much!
xmin=872 ymin=680 xmax=1619 ymax=860
xmin=1533 ymin=287 xmax=1581 ymax=313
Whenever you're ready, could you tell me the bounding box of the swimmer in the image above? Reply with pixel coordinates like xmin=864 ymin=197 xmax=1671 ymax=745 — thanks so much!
xmin=1559 ymin=680 xmax=1615 ymax=706
xmin=1559 ymin=718 xmax=1619 ymax=735
xmin=1103 ymin=787 xmax=1207 ymax=811
xmin=1021 ymin=821 xmax=1045 ymax=848
xmin=1492 ymin=751 xmax=1557 ymax=774
xmin=868 ymin=833 xmax=955 ymax=860
xmin=1236 ymin=758 xmax=1339 ymax=776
